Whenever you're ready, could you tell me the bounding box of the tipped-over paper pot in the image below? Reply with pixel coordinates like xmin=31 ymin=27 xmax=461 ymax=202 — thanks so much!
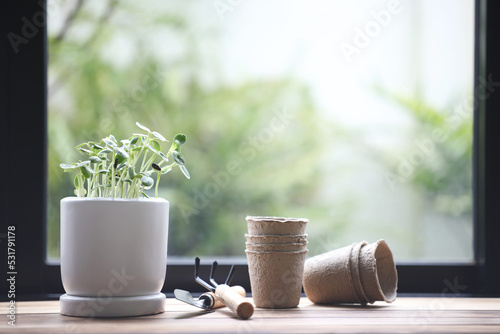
xmin=246 ymin=249 xmax=307 ymax=308
xmin=303 ymin=240 xmax=397 ymax=304
xmin=246 ymin=216 xmax=308 ymax=235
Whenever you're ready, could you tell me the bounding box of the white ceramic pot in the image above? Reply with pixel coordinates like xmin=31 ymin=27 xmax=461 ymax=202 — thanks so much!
xmin=60 ymin=197 xmax=169 ymax=317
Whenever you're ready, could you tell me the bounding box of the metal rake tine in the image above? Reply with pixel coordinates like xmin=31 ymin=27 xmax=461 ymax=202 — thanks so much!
xmin=194 ymin=257 xmax=201 ymax=281
xmin=225 ymin=265 xmax=236 ymax=286
xmin=196 ymin=276 xmax=214 ymax=291
xmin=209 ymin=261 xmax=219 ymax=287
xmin=194 ymin=257 xmax=215 ymax=292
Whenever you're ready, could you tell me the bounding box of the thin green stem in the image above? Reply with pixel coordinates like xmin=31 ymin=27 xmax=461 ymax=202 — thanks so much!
xmin=77 ymin=170 xmax=85 ymax=197
xmin=139 ymin=133 xmax=151 ymax=172
xmin=111 ymin=160 xmax=116 ymax=198
xmin=92 ymin=164 xmax=99 ymax=197
xmin=126 ymin=178 xmax=135 ymax=198
xmin=142 ymin=154 xmax=158 ymax=174
xmin=100 ymin=157 xmax=107 ymax=197
xmin=87 ymin=174 xmax=91 ymax=197
xmin=155 ymin=173 xmax=161 ymax=198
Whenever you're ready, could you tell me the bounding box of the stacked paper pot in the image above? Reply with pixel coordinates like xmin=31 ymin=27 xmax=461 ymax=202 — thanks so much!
xmin=245 ymin=216 xmax=308 ymax=308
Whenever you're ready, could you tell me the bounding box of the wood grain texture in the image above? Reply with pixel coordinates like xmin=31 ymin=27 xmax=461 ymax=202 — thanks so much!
xmin=1 ymin=297 xmax=499 ymax=333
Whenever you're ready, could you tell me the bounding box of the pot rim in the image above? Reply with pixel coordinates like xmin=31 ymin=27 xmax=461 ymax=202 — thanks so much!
xmin=61 ymin=196 xmax=168 ymax=203
xmin=245 ymin=216 xmax=309 ymax=223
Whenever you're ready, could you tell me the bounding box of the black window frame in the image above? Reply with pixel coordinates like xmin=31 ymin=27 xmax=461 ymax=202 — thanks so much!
xmin=2 ymin=0 xmax=499 ymax=301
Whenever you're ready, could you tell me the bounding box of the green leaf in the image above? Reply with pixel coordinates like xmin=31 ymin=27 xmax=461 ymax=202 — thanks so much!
xmin=174 ymin=133 xmax=186 ymax=146
xmin=75 ymin=142 xmax=88 ymax=149
xmin=103 ymin=137 xmax=117 ymax=147
xmin=179 ymin=165 xmax=190 ymax=179
xmin=171 ymin=151 xmax=185 ymax=165
xmin=91 ymin=143 xmax=103 ymax=151
xmin=130 ymin=136 xmax=139 ymax=145
xmin=128 ymin=166 xmax=136 ymax=179
xmin=74 ymin=175 xmax=79 ymax=188
xmin=136 ymin=122 xmax=151 ymax=133
xmin=152 ymin=131 xmax=167 ymax=142
xmin=161 ymin=167 xmax=172 ymax=175
xmin=114 ymin=154 xmax=126 ymax=165
xmin=60 ymin=163 xmax=75 ymax=169
xmin=97 ymin=169 xmax=108 ymax=174
xmin=78 ymin=148 xmax=93 ymax=155
xmin=109 ymin=134 xmax=118 ymax=143
xmin=113 ymin=146 xmax=129 ymax=159
xmin=100 ymin=148 xmax=113 ymax=154
xmin=132 ymin=146 xmax=143 ymax=152
xmin=141 ymin=175 xmax=154 ymax=188
xmin=151 ymin=140 xmax=161 ymax=152
xmin=158 ymin=151 xmax=169 ymax=162
xmin=141 ymin=191 xmax=150 ymax=198
xmin=147 ymin=144 xmax=159 ymax=154
xmin=80 ymin=166 xmax=92 ymax=178
xmin=123 ymin=179 xmax=133 ymax=183
xmin=89 ymin=156 xmax=101 ymax=164
xmin=76 ymin=160 xmax=90 ymax=167
xmin=74 ymin=188 xmax=87 ymax=196
xmin=116 ymin=162 xmax=127 ymax=170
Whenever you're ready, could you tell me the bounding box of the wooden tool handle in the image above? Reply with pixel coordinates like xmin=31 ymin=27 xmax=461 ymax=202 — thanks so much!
xmin=201 ymin=285 xmax=246 ymax=309
xmin=215 ymin=284 xmax=254 ymax=319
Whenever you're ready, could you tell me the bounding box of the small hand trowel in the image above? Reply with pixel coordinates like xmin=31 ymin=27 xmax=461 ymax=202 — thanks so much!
xmin=174 ymin=289 xmax=214 ymax=312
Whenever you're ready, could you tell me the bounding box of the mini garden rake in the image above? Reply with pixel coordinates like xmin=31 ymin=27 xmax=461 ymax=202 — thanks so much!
xmin=194 ymin=257 xmax=254 ymax=319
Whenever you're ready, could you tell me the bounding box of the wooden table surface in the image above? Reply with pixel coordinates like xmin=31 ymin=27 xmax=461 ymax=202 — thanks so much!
xmin=1 ymin=297 xmax=499 ymax=333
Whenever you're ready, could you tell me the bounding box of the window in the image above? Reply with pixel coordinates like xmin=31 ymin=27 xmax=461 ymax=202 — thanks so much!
xmin=47 ymin=0 xmax=474 ymax=262
xmin=2 ymin=0 xmax=500 ymax=298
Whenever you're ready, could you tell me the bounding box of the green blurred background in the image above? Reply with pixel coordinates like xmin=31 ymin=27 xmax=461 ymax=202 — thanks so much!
xmin=47 ymin=0 xmax=473 ymax=261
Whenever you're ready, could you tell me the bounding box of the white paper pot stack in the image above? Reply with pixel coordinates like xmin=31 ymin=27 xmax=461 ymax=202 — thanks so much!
xmin=245 ymin=216 xmax=308 ymax=308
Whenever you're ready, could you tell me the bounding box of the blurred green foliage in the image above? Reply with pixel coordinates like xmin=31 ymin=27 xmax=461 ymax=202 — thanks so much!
xmin=47 ymin=1 xmax=332 ymax=258
xmin=379 ymin=88 xmax=472 ymax=219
